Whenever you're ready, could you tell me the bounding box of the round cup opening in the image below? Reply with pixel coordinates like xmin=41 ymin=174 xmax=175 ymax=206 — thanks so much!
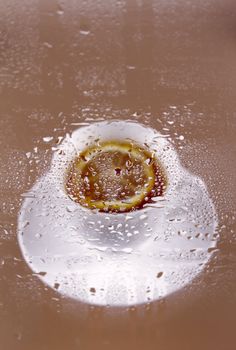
xmin=64 ymin=139 xmax=167 ymax=214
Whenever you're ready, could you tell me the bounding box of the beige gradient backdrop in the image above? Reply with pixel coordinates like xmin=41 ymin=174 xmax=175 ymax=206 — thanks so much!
xmin=0 ymin=1 xmax=236 ymax=349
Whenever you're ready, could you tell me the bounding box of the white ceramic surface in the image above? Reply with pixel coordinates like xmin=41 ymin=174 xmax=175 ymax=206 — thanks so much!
xmin=18 ymin=121 xmax=218 ymax=306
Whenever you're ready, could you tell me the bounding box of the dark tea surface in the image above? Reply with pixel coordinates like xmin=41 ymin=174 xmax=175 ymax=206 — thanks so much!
xmin=66 ymin=141 xmax=166 ymax=212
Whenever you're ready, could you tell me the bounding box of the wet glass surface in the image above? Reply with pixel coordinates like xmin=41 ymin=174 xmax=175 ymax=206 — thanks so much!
xmin=0 ymin=1 xmax=236 ymax=349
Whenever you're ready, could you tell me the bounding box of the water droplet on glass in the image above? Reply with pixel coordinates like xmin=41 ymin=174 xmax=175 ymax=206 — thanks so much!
xmin=80 ymin=30 xmax=90 ymax=36
xmin=43 ymin=136 xmax=53 ymax=143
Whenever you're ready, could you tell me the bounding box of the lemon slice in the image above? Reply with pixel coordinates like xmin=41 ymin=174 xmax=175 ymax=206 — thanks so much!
xmin=65 ymin=140 xmax=165 ymax=212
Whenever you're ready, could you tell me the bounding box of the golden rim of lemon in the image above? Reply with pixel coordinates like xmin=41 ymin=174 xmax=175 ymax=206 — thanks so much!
xmin=65 ymin=140 xmax=166 ymax=212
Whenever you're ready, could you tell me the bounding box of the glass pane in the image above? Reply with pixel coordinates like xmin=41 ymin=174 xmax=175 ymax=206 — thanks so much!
xmin=0 ymin=1 xmax=235 ymax=349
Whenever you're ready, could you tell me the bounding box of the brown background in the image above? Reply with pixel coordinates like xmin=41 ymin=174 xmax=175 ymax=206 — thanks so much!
xmin=0 ymin=0 xmax=236 ymax=349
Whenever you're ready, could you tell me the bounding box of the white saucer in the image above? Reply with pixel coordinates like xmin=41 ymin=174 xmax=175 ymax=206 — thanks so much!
xmin=18 ymin=121 xmax=218 ymax=306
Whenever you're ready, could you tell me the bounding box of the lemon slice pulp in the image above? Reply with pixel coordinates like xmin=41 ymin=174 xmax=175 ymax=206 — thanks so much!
xmin=65 ymin=140 xmax=166 ymax=212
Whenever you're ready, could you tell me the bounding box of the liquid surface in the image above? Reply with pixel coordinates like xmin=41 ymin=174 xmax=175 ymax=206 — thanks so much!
xmin=66 ymin=141 xmax=166 ymax=212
